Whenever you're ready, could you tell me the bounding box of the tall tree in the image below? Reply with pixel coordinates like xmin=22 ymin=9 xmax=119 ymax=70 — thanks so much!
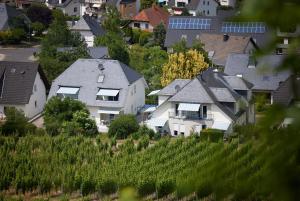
xmin=102 ymin=5 xmax=121 ymax=33
xmin=26 ymin=4 xmax=53 ymax=27
xmin=153 ymin=22 xmax=166 ymax=48
xmin=161 ymin=49 xmax=209 ymax=86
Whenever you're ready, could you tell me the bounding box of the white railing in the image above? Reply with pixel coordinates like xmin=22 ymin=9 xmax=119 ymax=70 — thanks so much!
xmin=169 ymin=111 xmax=213 ymax=120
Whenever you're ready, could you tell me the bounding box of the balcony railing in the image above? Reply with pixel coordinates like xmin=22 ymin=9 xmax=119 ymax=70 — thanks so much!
xmin=169 ymin=111 xmax=213 ymax=120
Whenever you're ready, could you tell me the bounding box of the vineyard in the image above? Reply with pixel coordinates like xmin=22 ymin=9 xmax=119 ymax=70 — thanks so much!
xmin=0 ymin=128 xmax=297 ymax=200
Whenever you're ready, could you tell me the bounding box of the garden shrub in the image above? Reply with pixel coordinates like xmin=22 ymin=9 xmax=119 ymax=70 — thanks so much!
xmin=137 ymin=135 xmax=149 ymax=151
xmin=137 ymin=179 xmax=156 ymax=196
xmin=97 ymin=180 xmax=118 ymax=195
xmin=156 ymin=179 xmax=175 ymax=198
xmin=108 ymin=115 xmax=139 ymax=139
xmin=200 ymin=129 xmax=224 ymax=142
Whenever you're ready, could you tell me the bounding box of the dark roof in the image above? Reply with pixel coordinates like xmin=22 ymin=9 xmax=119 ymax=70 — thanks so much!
xmin=119 ymin=61 xmax=142 ymax=84
xmin=83 ymin=15 xmax=106 ymax=36
xmin=0 ymin=61 xmax=49 ymax=105
xmin=164 ymin=14 xmax=272 ymax=49
xmin=120 ymin=0 xmax=135 ymax=4
xmin=224 ymin=54 xmax=290 ymax=91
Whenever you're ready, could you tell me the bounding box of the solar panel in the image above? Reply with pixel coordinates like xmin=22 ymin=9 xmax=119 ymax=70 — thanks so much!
xmin=168 ymin=17 xmax=212 ymax=30
xmin=221 ymin=22 xmax=266 ymax=33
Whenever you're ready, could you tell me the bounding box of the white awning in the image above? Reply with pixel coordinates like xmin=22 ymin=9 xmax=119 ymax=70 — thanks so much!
xmin=98 ymin=110 xmax=120 ymax=114
xmin=178 ymin=103 xmax=201 ymax=111
xmin=92 ymin=4 xmax=101 ymax=8
xmin=149 ymin=118 xmax=168 ymax=127
xmin=57 ymin=87 xmax=79 ymax=94
xmin=212 ymin=121 xmax=231 ymax=131
xmin=148 ymin=90 xmax=160 ymax=96
xmin=144 ymin=106 xmax=156 ymax=113
xmin=97 ymin=89 xmax=119 ymax=96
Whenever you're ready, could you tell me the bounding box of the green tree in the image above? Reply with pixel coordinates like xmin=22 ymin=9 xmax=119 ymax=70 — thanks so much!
xmin=31 ymin=22 xmax=46 ymax=36
xmin=102 ymin=5 xmax=121 ymax=33
xmin=153 ymin=22 xmax=166 ymax=48
xmin=140 ymin=0 xmax=156 ymax=10
xmin=26 ymin=4 xmax=53 ymax=27
xmin=0 ymin=107 xmax=36 ymax=136
xmin=108 ymin=115 xmax=139 ymax=139
xmin=44 ymin=97 xmax=90 ymax=135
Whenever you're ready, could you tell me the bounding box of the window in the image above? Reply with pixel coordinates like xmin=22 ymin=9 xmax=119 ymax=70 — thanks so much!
xmin=134 ymin=85 xmax=136 ymax=94
xmin=207 ymin=0 xmax=209 ymax=5
xmin=175 ymin=104 xmax=179 ymax=116
xmin=96 ymin=88 xmax=120 ymax=101
xmin=202 ymin=124 xmax=207 ymax=129
xmin=35 ymin=101 xmax=37 ymax=108
xmin=134 ymin=23 xmax=140 ymax=28
xmin=177 ymin=2 xmax=186 ymax=7
xmin=207 ymin=10 xmax=210 ymax=15
xmin=74 ymin=7 xmax=77 ymax=12
xmin=284 ymin=38 xmax=289 ymax=45
xmin=174 ymin=130 xmax=178 ymax=136
xmin=276 ymin=48 xmax=283 ymax=55
xmin=57 ymin=87 xmax=80 ymax=99
xmin=203 ymin=10 xmax=206 ymax=15
xmin=202 ymin=106 xmax=207 ymax=119
xmin=203 ymin=0 xmax=205 ymax=4
xmin=145 ymin=23 xmax=149 ymax=29
xmin=97 ymin=74 xmax=105 ymax=83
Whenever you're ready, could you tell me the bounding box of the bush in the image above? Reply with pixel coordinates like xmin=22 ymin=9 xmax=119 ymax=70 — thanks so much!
xmin=200 ymin=129 xmax=224 ymax=142
xmin=119 ymin=139 xmax=136 ymax=154
xmin=108 ymin=115 xmax=139 ymax=139
xmin=137 ymin=135 xmax=149 ymax=151
xmin=0 ymin=28 xmax=26 ymax=44
xmin=0 ymin=107 xmax=36 ymax=136
xmin=97 ymin=180 xmax=118 ymax=195
xmin=32 ymin=22 xmax=46 ymax=36
xmin=137 ymin=179 xmax=156 ymax=196
xmin=156 ymin=179 xmax=175 ymax=198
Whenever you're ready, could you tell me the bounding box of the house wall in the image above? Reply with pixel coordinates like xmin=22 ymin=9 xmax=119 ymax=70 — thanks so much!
xmin=123 ymin=78 xmax=146 ymax=114
xmin=24 ymin=72 xmax=47 ymax=119
xmin=130 ymin=21 xmax=154 ymax=32
xmin=76 ymin=30 xmax=95 ymax=47
xmin=193 ymin=0 xmax=218 ymax=16
xmin=0 ymin=72 xmax=47 ymax=119
xmin=272 ymin=77 xmax=293 ymax=106
xmin=158 ymin=95 xmax=169 ymax=106
xmin=60 ymin=0 xmax=82 ymax=16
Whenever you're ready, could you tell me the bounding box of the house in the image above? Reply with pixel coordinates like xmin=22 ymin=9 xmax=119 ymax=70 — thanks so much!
xmin=165 ymin=15 xmax=271 ymax=54
xmin=0 ymin=47 xmax=40 ymax=62
xmin=70 ymin=14 xmax=106 ymax=47
xmin=130 ymin=5 xmax=169 ymax=32
xmin=0 ymin=3 xmax=30 ymax=31
xmin=224 ymin=54 xmax=293 ymax=105
xmin=48 ymin=59 xmax=147 ymax=132
xmin=147 ymin=68 xmax=254 ymax=136
xmin=196 ymin=33 xmax=257 ymax=66
xmin=15 ymin=0 xmax=45 ymax=9
xmin=106 ymin=0 xmax=140 ymax=19
xmin=0 ymin=61 xmax=49 ymax=119
xmin=186 ymin=0 xmax=219 ymax=16
xmin=218 ymin=0 xmax=235 ymax=7
xmin=275 ymin=25 xmax=300 ymax=55
xmin=46 ymin=0 xmax=87 ymax=16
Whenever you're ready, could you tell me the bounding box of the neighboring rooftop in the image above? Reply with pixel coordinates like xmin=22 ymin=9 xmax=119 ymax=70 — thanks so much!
xmin=224 ymin=54 xmax=289 ymax=91
xmin=71 ymin=15 xmax=106 ymax=36
xmin=0 ymin=48 xmax=40 ymax=62
xmin=132 ymin=5 xmax=169 ymax=27
xmin=0 ymin=61 xmax=49 ymax=104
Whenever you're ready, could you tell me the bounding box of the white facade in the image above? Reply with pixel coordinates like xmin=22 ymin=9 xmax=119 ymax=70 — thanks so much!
xmin=188 ymin=0 xmax=219 ymax=16
xmin=130 ymin=21 xmax=154 ymax=32
xmin=0 ymin=72 xmax=47 ymax=119
xmin=78 ymin=30 xmax=95 ymax=47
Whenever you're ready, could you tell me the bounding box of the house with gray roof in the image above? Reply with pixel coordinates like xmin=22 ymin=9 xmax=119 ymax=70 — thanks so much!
xmin=224 ymin=54 xmax=293 ymax=105
xmin=0 ymin=61 xmax=49 ymax=119
xmin=48 ymin=59 xmax=148 ymax=132
xmin=186 ymin=0 xmax=219 ymax=16
xmin=57 ymin=46 xmax=109 ymax=59
xmin=0 ymin=3 xmax=30 ymax=31
xmin=146 ymin=68 xmax=254 ymax=136
xmin=70 ymin=14 xmax=106 ymax=47
xmin=165 ymin=15 xmax=271 ymax=56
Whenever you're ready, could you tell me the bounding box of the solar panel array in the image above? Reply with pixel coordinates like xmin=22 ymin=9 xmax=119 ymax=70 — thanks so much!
xmin=168 ymin=18 xmax=211 ymax=30
xmin=221 ymin=22 xmax=266 ymax=33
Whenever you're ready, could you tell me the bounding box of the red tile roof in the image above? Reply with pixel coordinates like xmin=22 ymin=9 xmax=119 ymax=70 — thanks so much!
xmin=132 ymin=5 xmax=169 ymax=28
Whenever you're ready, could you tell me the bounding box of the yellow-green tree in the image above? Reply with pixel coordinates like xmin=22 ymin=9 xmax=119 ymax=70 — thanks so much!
xmin=161 ymin=49 xmax=209 ymax=86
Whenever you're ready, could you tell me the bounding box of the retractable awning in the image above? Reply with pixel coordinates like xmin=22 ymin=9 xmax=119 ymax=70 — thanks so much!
xmin=212 ymin=121 xmax=231 ymax=131
xmin=149 ymin=118 xmax=168 ymax=127
xmin=178 ymin=103 xmax=201 ymax=111
xmin=57 ymin=87 xmax=79 ymax=94
xmin=97 ymin=89 xmax=119 ymax=96
xmin=144 ymin=106 xmax=156 ymax=113
xmin=92 ymin=4 xmax=101 ymax=8
xmin=147 ymin=90 xmax=160 ymax=96
xmin=98 ymin=110 xmax=120 ymax=114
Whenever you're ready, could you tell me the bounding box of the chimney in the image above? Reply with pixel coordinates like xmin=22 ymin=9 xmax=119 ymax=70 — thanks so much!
xmin=223 ymin=34 xmax=229 ymax=42
xmin=98 ymin=63 xmax=104 ymax=71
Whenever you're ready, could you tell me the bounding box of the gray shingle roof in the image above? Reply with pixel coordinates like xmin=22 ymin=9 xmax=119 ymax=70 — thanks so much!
xmin=71 ymin=15 xmax=106 ymax=36
xmin=48 ymin=59 xmax=144 ymax=108
xmin=157 ymin=79 xmax=191 ymax=96
xmin=224 ymin=54 xmax=290 ymax=91
xmin=0 ymin=48 xmax=40 ymax=62
xmin=56 ymin=47 xmax=109 ymax=59
xmin=0 ymin=61 xmax=49 ymax=104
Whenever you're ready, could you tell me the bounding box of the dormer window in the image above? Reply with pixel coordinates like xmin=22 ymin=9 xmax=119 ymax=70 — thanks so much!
xmin=56 ymin=86 xmax=80 ymax=99
xmin=98 ymin=74 xmax=105 ymax=83
xmin=97 ymin=88 xmax=120 ymax=101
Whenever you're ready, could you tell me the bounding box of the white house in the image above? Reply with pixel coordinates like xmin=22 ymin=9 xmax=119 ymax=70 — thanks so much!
xmin=0 ymin=61 xmax=49 ymax=119
xmin=48 ymin=59 xmax=147 ymax=132
xmin=70 ymin=14 xmax=106 ymax=47
xmin=46 ymin=0 xmax=87 ymax=16
xmin=186 ymin=0 xmax=219 ymax=16
xmin=146 ymin=69 xmax=254 ymax=137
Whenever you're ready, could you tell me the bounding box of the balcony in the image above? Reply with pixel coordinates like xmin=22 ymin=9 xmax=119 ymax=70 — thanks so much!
xmin=169 ymin=111 xmax=213 ymax=120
